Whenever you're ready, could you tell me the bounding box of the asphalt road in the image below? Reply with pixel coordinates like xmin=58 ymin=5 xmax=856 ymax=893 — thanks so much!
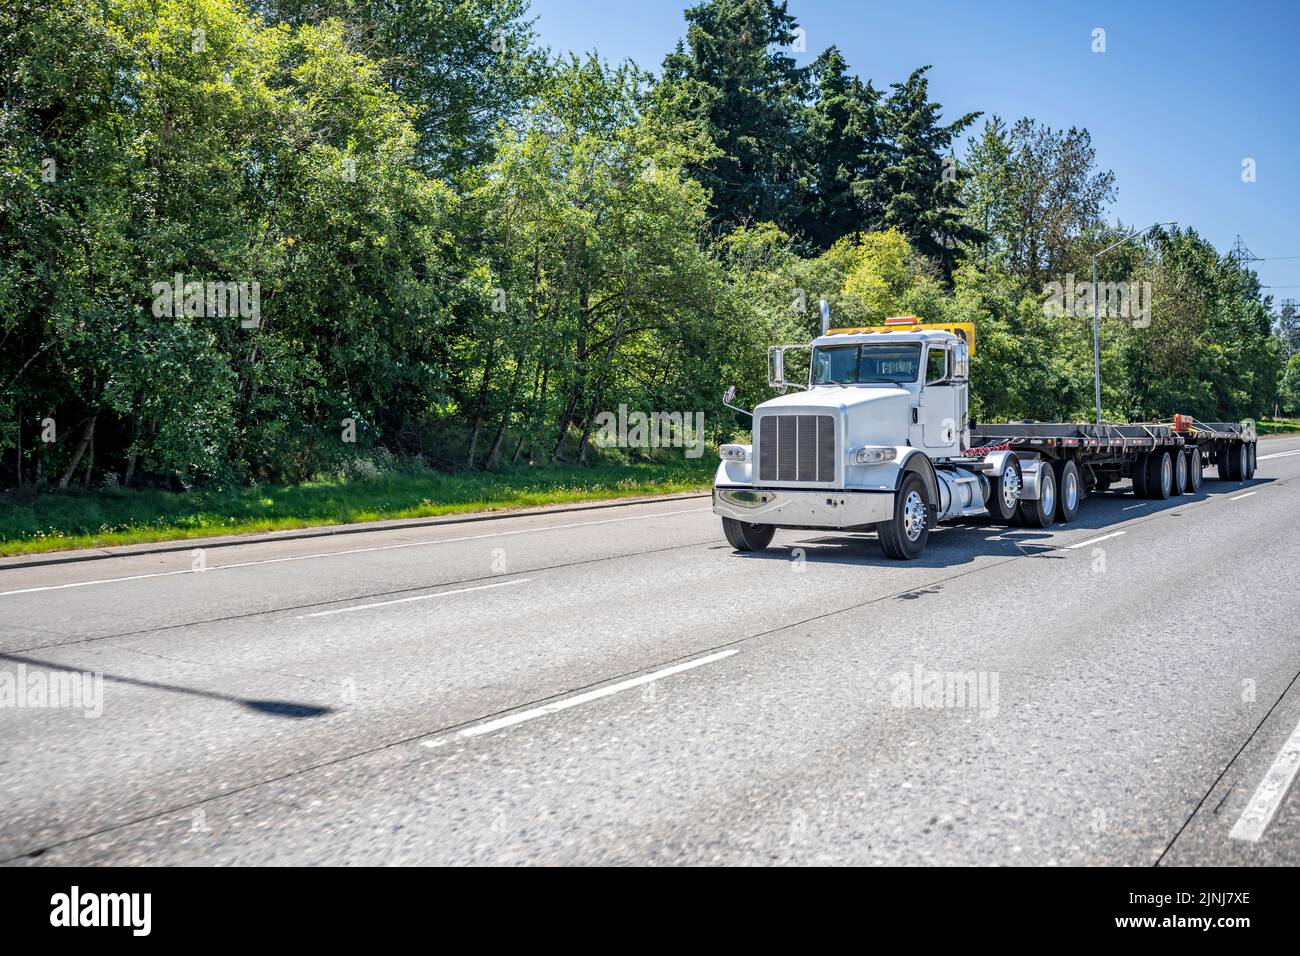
xmin=2 ymin=435 xmax=1299 ymax=866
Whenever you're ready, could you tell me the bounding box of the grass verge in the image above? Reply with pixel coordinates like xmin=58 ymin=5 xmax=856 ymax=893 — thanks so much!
xmin=1257 ymin=419 xmax=1300 ymax=436
xmin=0 ymin=460 xmax=714 ymax=557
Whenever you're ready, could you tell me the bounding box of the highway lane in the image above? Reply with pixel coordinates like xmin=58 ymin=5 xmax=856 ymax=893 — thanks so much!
xmin=1 ymin=435 xmax=1298 ymax=865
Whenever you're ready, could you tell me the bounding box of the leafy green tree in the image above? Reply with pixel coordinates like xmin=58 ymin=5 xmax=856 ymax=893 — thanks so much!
xmin=875 ymin=67 xmax=981 ymax=276
xmin=793 ymin=47 xmax=885 ymax=251
xmin=659 ymin=0 xmax=808 ymax=232
xmin=1280 ymin=353 xmax=1300 ymax=416
xmin=255 ymin=0 xmax=544 ymax=177
xmin=962 ymin=116 xmax=1116 ymax=288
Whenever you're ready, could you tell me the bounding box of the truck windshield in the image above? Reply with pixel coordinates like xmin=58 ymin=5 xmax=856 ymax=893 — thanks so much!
xmin=812 ymin=343 xmax=922 ymax=385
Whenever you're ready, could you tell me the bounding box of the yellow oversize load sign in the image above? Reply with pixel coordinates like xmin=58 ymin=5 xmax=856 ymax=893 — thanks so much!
xmin=828 ymin=320 xmax=977 ymax=355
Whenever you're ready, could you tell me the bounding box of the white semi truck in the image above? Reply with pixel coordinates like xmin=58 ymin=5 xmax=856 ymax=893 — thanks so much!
xmin=713 ymin=309 xmax=1258 ymax=559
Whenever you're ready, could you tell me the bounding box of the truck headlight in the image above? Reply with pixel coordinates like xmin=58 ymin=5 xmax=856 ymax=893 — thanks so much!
xmin=719 ymin=444 xmax=749 ymax=462
xmin=854 ymin=446 xmax=898 ymax=464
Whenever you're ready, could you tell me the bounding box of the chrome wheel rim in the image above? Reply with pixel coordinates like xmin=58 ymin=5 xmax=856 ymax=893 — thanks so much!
xmin=1040 ymin=474 xmax=1055 ymax=518
xmin=1001 ymin=467 xmax=1021 ymax=511
xmin=1161 ymin=455 xmax=1172 ymax=495
xmin=902 ymin=490 xmax=927 ymax=542
xmin=1063 ymin=471 xmax=1078 ymax=511
xmin=1175 ymin=452 xmax=1186 ymax=490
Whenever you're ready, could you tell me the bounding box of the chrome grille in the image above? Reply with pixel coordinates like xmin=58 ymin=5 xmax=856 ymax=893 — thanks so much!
xmin=758 ymin=414 xmax=836 ymax=483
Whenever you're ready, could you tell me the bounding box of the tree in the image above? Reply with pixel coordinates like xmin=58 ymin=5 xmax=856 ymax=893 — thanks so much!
xmin=254 ymin=0 xmax=545 ymax=177
xmin=962 ymin=116 xmax=1116 ymax=288
xmin=659 ymin=0 xmax=808 ymax=232
xmin=793 ymin=47 xmax=885 ymax=251
xmin=875 ymin=67 xmax=982 ymax=276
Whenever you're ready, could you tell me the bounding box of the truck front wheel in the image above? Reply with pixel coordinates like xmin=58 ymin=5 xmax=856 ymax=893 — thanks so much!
xmin=722 ymin=517 xmax=776 ymax=552
xmin=878 ymin=473 xmax=931 ymax=560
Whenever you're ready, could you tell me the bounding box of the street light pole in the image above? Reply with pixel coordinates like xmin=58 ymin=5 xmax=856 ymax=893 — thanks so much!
xmin=1090 ymin=221 xmax=1177 ymax=425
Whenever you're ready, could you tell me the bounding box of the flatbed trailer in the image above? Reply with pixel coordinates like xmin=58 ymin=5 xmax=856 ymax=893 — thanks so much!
xmin=966 ymin=416 xmax=1258 ymax=499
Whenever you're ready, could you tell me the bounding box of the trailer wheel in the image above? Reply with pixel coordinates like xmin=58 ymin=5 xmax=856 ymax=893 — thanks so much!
xmin=721 ymin=517 xmax=775 ymax=552
xmin=1248 ymin=442 xmax=1257 ymax=478
xmin=1237 ymin=442 xmax=1250 ymax=481
xmin=878 ymin=472 xmax=930 ymax=560
xmin=1131 ymin=452 xmax=1150 ymax=497
xmin=1217 ymin=443 xmax=1234 ymax=480
xmin=1171 ymin=447 xmax=1189 ymax=495
xmin=985 ymin=457 xmax=1022 ymax=524
xmin=1187 ymin=447 xmax=1203 ymax=492
xmin=1017 ymin=463 xmax=1057 ymax=528
xmin=1053 ymin=460 xmax=1081 ymax=522
xmin=1146 ymin=449 xmax=1174 ymax=499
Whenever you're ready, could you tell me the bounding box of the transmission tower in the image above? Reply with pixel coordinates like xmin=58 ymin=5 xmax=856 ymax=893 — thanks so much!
xmin=1230 ymin=234 xmax=1261 ymax=266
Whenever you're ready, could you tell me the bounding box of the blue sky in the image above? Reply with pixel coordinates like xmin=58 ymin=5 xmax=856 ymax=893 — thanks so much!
xmin=528 ymin=0 xmax=1300 ymax=301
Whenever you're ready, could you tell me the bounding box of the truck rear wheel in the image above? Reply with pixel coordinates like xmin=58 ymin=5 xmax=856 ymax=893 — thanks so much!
xmin=878 ymin=473 xmax=930 ymax=560
xmin=1145 ymin=449 xmax=1173 ymax=499
xmin=1017 ymin=463 xmax=1057 ymax=528
xmin=1247 ymin=442 xmax=1257 ymax=478
xmin=721 ymin=517 xmax=775 ymax=552
xmin=1237 ymin=442 xmax=1250 ymax=481
xmin=985 ymin=458 xmax=1022 ymax=524
xmin=1171 ymin=447 xmax=1189 ymax=495
xmin=1131 ymin=452 xmax=1150 ymax=497
xmin=1053 ymin=459 xmax=1081 ymax=522
xmin=1187 ymin=447 xmax=1203 ymax=492
xmin=1217 ymin=443 xmax=1234 ymax=480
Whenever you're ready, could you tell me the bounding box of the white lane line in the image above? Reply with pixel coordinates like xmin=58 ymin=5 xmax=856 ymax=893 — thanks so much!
xmin=297 ymin=578 xmax=529 ymax=619
xmin=1257 ymin=448 xmax=1300 ymax=461
xmin=1122 ymin=503 xmax=1147 ymax=511
xmin=0 ymin=506 xmax=710 ymax=598
xmin=1230 ymin=491 xmax=1257 ymax=501
xmin=1066 ymin=531 xmax=1126 ymax=550
xmin=1229 ymin=715 xmax=1300 ymax=843
xmin=421 ymin=649 xmax=740 ymax=748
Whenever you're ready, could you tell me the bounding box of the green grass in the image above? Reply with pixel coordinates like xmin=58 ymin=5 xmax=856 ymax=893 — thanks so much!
xmin=1257 ymin=418 xmax=1300 ymax=436
xmin=0 ymin=460 xmax=715 ymax=557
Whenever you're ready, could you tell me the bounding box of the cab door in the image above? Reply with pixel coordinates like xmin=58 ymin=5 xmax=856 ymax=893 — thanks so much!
xmin=921 ymin=345 xmax=959 ymax=450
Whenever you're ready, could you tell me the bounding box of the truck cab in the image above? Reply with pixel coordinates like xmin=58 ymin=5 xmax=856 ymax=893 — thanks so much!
xmin=714 ymin=315 xmax=1023 ymax=559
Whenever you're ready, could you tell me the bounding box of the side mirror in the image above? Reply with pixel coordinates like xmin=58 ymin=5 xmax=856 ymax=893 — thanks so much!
xmin=768 ymin=348 xmax=785 ymax=387
xmin=721 ymin=384 xmax=752 ymax=418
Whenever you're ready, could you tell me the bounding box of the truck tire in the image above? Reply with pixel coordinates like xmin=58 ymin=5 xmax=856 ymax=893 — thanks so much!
xmin=1017 ymin=463 xmax=1057 ymax=528
xmin=878 ymin=472 xmax=931 ymax=560
xmin=1146 ymin=448 xmax=1174 ymax=499
xmin=1131 ymin=452 xmax=1150 ymax=497
xmin=1217 ymin=443 xmax=1234 ymax=480
xmin=1171 ymin=447 xmax=1189 ymax=495
xmin=1187 ymin=447 xmax=1203 ymax=492
xmin=1053 ymin=459 xmax=1081 ymax=522
xmin=1237 ymin=442 xmax=1250 ymax=481
xmin=1248 ymin=442 xmax=1257 ymax=478
xmin=721 ymin=517 xmax=775 ymax=552
xmin=985 ymin=457 xmax=1022 ymax=524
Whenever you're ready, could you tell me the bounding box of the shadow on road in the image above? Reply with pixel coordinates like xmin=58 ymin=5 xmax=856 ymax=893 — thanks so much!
xmin=0 ymin=650 xmax=333 ymax=719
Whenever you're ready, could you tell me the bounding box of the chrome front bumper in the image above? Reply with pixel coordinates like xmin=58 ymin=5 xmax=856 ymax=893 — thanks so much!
xmin=712 ymin=485 xmax=893 ymax=529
